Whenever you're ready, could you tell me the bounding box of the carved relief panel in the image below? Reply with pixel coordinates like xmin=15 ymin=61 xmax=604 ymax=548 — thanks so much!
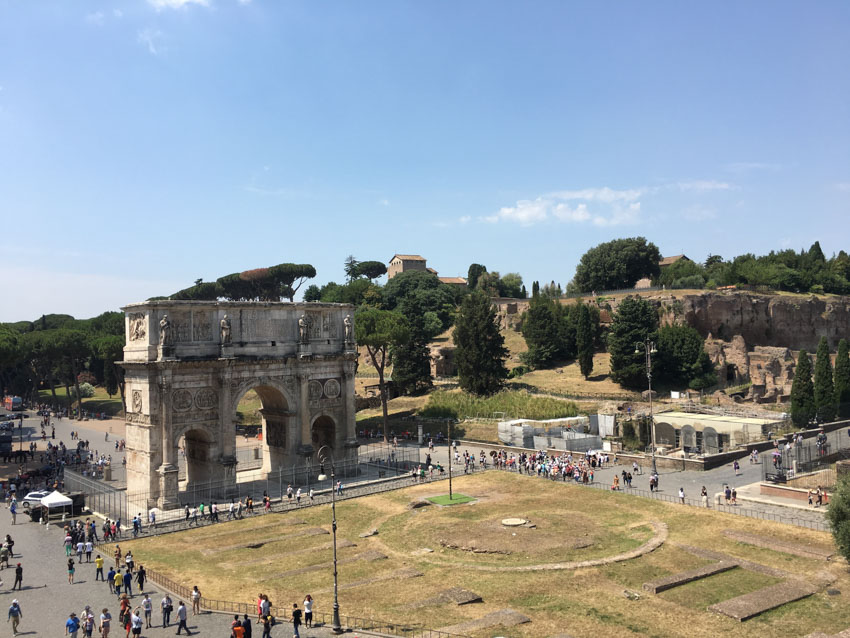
xmin=128 ymin=314 xmax=147 ymax=342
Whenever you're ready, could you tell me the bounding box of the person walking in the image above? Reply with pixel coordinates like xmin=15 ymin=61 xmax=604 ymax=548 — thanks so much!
xmin=114 ymin=570 xmax=124 ymax=598
xmin=259 ymin=614 xmax=271 ymax=638
xmin=123 ymin=569 xmax=133 ymax=597
xmin=96 ymin=554 xmax=105 ymax=581
xmin=107 ymin=566 xmax=116 ymax=593
xmin=135 ymin=565 xmax=146 ymax=593
xmin=66 ymin=612 xmax=81 ymax=638
xmin=141 ymin=595 xmax=152 ymax=628
xmin=68 ymin=558 xmax=76 ymax=584
xmin=701 ymin=486 xmax=708 ymax=508
xmin=86 ymin=540 xmax=94 ymax=562
xmin=7 ymin=599 xmax=22 ymax=635
xmin=678 ymin=487 xmax=685 ymax=504
xmin=9 ymin=500 xmax=16 ymax=525
xmin=160 ymin=595 xmax=172 ymax=628
xmin=65 ymin=533 xmax=74 ymax=557
xmin=241 ymin=614 xmax=252 ymax=638
xmin=191 ymin=586 xmax=201 ymax=615
xmin=175 ymin=602 xmax=190 ymax=635
xmin=99 ymin=608 xmax=112 ymax=638
xmin=12 ymin=563 xmax=22 ymax=590
xmin=291 ymin=603 xmax=302 ymax=638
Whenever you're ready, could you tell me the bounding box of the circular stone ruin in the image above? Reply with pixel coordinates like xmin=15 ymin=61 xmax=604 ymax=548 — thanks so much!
xmin=501 ymin=518 xmax=528 ymax=527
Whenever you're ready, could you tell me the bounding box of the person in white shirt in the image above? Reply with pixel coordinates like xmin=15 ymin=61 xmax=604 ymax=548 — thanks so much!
xmin=175 ymin=602 xmax=190 ymax=635
xmin=142 ymin=595 xmax=153 ymax=628
xmin=303 ymin=595 xmax=313 ymax=628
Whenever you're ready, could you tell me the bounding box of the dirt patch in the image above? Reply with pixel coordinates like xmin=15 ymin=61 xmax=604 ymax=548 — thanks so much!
xmin=222 ymin=539 xmax=357 ymax=568
xmin=440 ymin=608 xmax=531 ymax=634
xmin=201 ymin=526 xmax=329 ymax=554
xmin=314 ymin=567 xmax=423 ymax=594
xmin=408 ymin=587 xmax=483 ymax=608
xmin=265 ymin=550 xmax=387 ymax=580
xmin=722 ymin=529 xmax=834 ymax=561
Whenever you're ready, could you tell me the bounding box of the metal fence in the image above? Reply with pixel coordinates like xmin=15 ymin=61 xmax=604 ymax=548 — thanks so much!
xmin=67 ymin=444 xmax=421 ymax=524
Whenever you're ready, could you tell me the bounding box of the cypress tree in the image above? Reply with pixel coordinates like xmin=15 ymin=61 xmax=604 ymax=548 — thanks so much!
xmin=453 ymin=291 xmax=508 ymax=396
xmin=576 ymin=303 xmax=594 ymax=379
xmin=835 ymin=339 xmax=850 ymax=419
xmin=814 ymin=336 xmax=836 ymax=423
xmin=608 ymin=296 xmax=658 ymax=389
xmin=790 ymin=350 xmax=816 ymax=427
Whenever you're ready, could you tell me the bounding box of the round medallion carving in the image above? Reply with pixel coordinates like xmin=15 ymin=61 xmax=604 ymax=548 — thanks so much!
xmin=132 ymin=390 xmax=143 ymax=413
xmin=195 ymin=387 xmax=218 ymax=410
xmin=308 ymin=380 xmax=324 ymax=400
xmin=323 ymin=378 xmax=340 ymax=399
xmin=173 ymin=389 xmax=193 ymax=411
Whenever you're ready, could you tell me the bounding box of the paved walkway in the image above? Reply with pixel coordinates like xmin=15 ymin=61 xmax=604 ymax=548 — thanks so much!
xmin=1 ymin=515 xmax=355 ymax=636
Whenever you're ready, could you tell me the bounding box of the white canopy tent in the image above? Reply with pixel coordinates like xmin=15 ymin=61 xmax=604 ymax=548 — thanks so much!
xmin=39 ymin=490 xmax=73 ymax=521
xmin=40 ymin=490 xmax=72 ymax=508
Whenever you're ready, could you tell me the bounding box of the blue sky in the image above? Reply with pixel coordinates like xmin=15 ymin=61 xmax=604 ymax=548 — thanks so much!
xmin=1 ymin=0 xmax=848 ymax=321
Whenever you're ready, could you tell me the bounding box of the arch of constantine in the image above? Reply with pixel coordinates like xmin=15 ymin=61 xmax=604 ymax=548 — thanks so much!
xmin=120 ymin=300 xmax=358 ymax=508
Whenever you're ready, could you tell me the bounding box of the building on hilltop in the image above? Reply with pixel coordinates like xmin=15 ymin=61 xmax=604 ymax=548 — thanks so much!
xmin=438 ymin=276 xmax=468 ymax=289
xmin=387 ymin=254 xmax=428 ymax=279
xmin=659 ymin=254 xmax=691 ymax=268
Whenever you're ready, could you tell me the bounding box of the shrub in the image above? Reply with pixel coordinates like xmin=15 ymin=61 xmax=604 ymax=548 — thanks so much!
xmin=508 ymin=365 xmax=530 ymax=378
xmin=810 ymin=284 xmax=825 ymax=294
xmin=77 ymin=371 xmax=97 ymax=386
xmin=72 ymin=382 xmax=96 ymax=399
xmin=419 ymin=389 xmax=579 ymax=421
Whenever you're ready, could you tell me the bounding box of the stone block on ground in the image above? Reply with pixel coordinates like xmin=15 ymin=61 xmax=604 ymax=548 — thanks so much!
xmin=409 ymin=587 xmax=483 ymax=608
xmin=643 ymin=560 xmax=739 ymax=594
xmin=360 ymin=528 xmax=379 ymax=537
xmin=708 ymin=580 xmax=817 ymax=621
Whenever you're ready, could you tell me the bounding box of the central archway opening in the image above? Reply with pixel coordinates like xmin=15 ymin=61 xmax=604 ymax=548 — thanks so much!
xmin=181 ymin=428 xmax=214 ymax=488
xmin=235 ymin=384 xmax=291 ymax=475
xmin=312 ymin=415 xmax=336 ymax=452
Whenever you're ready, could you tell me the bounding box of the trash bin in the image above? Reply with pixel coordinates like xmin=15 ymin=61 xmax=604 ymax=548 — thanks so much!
xmin=104 ymin=466 xmax=112 ymax=481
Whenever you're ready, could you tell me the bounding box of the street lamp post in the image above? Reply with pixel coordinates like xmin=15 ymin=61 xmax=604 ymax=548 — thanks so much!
xmin=316 ymin=445 xmax=342 ymax=634
xmin=446 ymin=418 xmax=452 ymax=501
xmin=635 ymin=338 xmax=658 ymax=478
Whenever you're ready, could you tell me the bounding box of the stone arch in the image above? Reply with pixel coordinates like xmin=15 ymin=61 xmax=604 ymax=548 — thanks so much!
xmin=680 ymin=424 xmax=696 ymax=450
xmin=233 ymin=382 xmax=293 ymax=474
xmin=311 ymin=414 xmax=337 ymax=452
xmin=654 ymin=422 xmax=676 ymax=448
xmin=178 ymin=427 xmax=216 ymax=488
xmin=703 ymin=426 xmax=719 ymax=454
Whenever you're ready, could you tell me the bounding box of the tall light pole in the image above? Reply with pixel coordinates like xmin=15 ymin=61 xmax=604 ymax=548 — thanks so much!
xmin=446 ymin=418 xmax=452 ymax=501
xmin=316 ymin=445 xmax=342 ymax=634
xmin=635 ymin=338 xmax=658 ymax=478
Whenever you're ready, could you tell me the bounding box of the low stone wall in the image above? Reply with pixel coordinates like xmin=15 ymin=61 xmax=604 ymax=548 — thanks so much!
xmin=760 ymin=482 xmax=830 ymax=505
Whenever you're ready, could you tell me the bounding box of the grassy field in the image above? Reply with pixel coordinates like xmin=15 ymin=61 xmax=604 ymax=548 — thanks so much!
xmin=38 ymin=386 xmax=124 ymax=416
xmin=507 ymin=352 xmax=638 ymax=398
xmin=420 ymin=389 xmax=580 ymax=421
xmin=117 ymin=472 xmax=848 ymax=638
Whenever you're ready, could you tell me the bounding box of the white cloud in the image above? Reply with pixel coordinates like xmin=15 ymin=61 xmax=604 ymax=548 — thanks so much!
xmin=552 ymin=202 xmax=591 ymax=222
xmin=137 ymin=28 xmax=164 ymax=55
xmin=148 ymin=0 xmax=209 ymax=11
xmin=459 ymin=215 xmax=471 ymax=224
xmin=85 ymin=11 xmax=105 ymax=25
xmin=550 ymin=187 xmax=644 ymax=203
xmin=485 ymin=198 xmax=550 ymax=226
xmin=674 ymin=180 xmax=733 ymax=192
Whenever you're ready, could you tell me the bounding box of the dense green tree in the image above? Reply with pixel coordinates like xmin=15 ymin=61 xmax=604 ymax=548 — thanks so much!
xmin=92 ymin=334 xmax=125 ymax=406
xmin=656 ymin=259 xmax=706 ymax=289
xmin=453 ymin=291 xmax=508 ymax=396
xmin=826 ymin=475 xmax=850 ymax=562
xmin=531 ymin=281 xmax=540 ymax=297
xmin=655 ymin=324 xmax=717 ymax=389
xmin=354 ymin=308 xmax=410 ymax=441
xmin=575 ymin=302 xmax=594 ymax=379
xmin=390 ymin=295 xmax=441 ymax=395
xmin=814 ymin=337 xmax=836 ymax=423
xmin=835 ymin=339 xmax=850 ymax=419
xmin=316 ymin=279 xmax=382 ymax=306
xmin=520 ymin=295 xmax=561 ymax=368
xmin=467 ymin=263 xmax=487 ymax=290
xmin=573 ymin=237 xmax=661 ymax=292
xmin=355 ymin=261 xmax=388 ymax=280
xmin=383 ymin=270 xmax=455 ymax=328
xmin=790 ymin=350 xmax=816 ymax=427
xmin=499 ymin=273 xmax=524 ymax=298
xmin=303 ymin=284 xmax=322 ymax=302
xmin=608 ymin=296 xmax=659 ymax=389
xmin=343 ymin=255 xmax=360 ymax=281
